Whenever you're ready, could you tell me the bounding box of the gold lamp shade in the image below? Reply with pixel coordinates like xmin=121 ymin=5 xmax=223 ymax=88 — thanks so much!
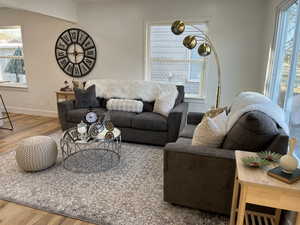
xmin=171 ymin=20 xmax=185 ymax=35
xmin=183 ymin=35 xmax=197 ymax=49
xmin=198 ymin=43 xmax=211 ymax=56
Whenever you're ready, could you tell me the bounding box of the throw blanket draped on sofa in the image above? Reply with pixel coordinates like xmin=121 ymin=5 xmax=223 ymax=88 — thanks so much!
xmin=227 ymin=92 xmax=289 ymax=134
xmin=86 ymin=79 xmax=178 ymax=103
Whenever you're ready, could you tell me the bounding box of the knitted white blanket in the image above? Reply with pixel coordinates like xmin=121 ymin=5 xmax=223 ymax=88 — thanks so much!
xmin=85 ymin=79 xmax=178 ymax=102
xmin=227 ymin=92 xmax=289 ymax=134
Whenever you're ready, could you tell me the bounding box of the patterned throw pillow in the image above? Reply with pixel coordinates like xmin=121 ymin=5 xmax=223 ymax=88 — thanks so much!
xmin=192 ymin=111 xmax=227 ymax=147
xmin=106 ymin=99 xmax=143 ymax=113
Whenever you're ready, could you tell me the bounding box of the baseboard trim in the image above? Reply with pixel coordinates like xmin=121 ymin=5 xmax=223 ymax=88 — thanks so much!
xmin=7 ymin=106 xmax=58 ymax=117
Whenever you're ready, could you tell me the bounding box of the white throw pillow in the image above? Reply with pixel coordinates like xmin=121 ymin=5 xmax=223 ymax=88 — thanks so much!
xmin=192 ymin=111 xmax=227 ymax=147
xmin=153 ymin=93 xmax=176 ymax=117
xmin=106 ymin=99 xmax=143 ymax=113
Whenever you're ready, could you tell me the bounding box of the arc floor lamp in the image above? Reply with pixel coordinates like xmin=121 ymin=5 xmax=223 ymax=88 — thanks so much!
xmin=171 ymin=20 xmax=222 ymax=108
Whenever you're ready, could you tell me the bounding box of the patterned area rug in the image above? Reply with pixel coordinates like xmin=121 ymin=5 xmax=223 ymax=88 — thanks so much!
xmin=0 ymin=132 xmax=228 ymax=225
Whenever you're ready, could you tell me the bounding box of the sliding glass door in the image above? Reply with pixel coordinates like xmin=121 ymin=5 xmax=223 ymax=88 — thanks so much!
xmin=268 ymin=0 xmax=300 ymax=157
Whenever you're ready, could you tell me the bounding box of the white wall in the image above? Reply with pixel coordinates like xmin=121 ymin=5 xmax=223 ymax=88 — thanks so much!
xmin=0 ymin=8 xmax=74 ymax=116
xmin=77 ymin=0 xmax=268 ymax=111
xmin=0 ymin=0 xmax=77 ymax=22
xmin=0 ymin=0 xmax=271 ymax=115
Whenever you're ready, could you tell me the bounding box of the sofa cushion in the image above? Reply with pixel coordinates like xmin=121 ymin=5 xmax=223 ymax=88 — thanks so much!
xmin=175 ymin=85 xmax=185 ymax=106
xmin=153 ymin=93 xmax=177 ymax=117
xmin=180 ymin=124 xmax=196 ymax=139
xmin=192 ymin=112 xmax=227 ymax=147
xmin=143 ymin=101 xmax=155 ymax=112
xmin=107 ymin=99 xmax=143 ymax=113
xmin=132 ymin=112 xmax=168 ymax=131
xmin=109 ymin=111 xmax=136 ymax=128
xmin=74 ymin=85 xmax=100 ymax=108
xmin=67 ymin=108 xmax=106 ymax=123
xmin=222 ymin=111 xmax=279 ymax=151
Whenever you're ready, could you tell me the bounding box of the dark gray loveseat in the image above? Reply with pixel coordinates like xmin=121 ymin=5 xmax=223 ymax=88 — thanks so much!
xmin=57 ymin=86 xmax=187 ymax=146
xmin=164 ymin=111 xmax=289 ymax=215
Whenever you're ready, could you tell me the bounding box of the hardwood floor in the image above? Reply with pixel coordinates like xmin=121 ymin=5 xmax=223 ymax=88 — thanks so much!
xmin=0 ymin=113 xmax=60 ymax=154
xmin=0 ymin=200 xmax=94 ymax=225
xmin=0 ymin=113 xmax=95 ymax=225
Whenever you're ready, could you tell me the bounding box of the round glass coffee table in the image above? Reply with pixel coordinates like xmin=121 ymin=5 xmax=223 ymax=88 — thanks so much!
xmin=60 ymin=127 xmax=121 ymax=173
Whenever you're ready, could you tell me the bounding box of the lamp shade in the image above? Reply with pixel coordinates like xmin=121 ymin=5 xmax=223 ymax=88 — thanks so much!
xmin=171 ymin=20 xmax=185 ymax=35
xmin=198 ymin=43 xmax=211 ymax=56
xmin=183 ymin=35 xmax=197 ymax=49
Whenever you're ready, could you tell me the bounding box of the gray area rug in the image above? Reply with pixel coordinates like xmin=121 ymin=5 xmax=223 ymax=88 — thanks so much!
xmin=0 ymin=132 xmax=228 ymax=225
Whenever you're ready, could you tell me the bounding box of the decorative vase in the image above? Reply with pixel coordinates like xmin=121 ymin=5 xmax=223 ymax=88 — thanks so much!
xmin=279 ymin=137 xmax=299 ymax=174
xmin=77 ymin=121 xmax=87 ymax=141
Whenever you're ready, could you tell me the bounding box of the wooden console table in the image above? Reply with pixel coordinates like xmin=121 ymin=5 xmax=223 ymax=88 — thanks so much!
xmin=56 ymin=91 xmax=75 ymax=102
xmin=230 ymin=151 xmax=300 ymax=225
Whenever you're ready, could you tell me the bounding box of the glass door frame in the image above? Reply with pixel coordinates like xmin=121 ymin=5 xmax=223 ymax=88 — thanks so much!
xmin=266 ymin=0 xmax=300 ymax=159
xmin=265 ymin=0 xmax=300 ymax=110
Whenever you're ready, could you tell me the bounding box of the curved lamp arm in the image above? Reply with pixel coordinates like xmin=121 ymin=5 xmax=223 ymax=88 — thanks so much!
xmin=186 ymin=24 xmax=222 ymax=108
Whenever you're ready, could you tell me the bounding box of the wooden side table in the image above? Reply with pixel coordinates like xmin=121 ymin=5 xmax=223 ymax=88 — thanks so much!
xmin=56 ymin=91 xmax=75 ymax=102
xmin=230 ymin=151 xmax=300 ymax=225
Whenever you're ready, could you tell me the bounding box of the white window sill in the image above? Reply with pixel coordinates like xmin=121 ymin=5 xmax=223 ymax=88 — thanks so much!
xmin=184 ymin=94 xmax=205 ymax=103
xmin=0 ymin=81 xmax=28 ymax=90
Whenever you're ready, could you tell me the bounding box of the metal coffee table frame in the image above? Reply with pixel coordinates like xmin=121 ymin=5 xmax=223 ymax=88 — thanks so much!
xmin=60 ymin=127 xmax=121 ymax=173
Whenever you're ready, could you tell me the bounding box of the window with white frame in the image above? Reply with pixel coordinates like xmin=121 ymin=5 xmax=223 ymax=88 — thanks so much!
xmin=0 ymin=26 xmax=26 ymax=85
xmin=146 ymin=23 xmax=208 ymax=96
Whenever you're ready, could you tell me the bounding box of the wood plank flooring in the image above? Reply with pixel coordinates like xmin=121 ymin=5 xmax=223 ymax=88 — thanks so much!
xmin=0 ymin=200 xmax=94 ymax=225
xmin=0 ymin=113 xmax=96 ymax=225
xmin=0 ymin=113 xmax=60 ymax=154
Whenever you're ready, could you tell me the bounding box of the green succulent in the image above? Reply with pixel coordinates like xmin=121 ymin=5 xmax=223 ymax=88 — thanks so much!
xmin=242 ymin=156 xmax=270 ymax=168
xmin=257 ymin=151 xmax=282 ymax=162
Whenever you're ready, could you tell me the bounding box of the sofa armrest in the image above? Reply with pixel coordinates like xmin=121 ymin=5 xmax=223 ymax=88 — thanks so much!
xmin=164 ymin=142 xmax=235 ymax=160
xmin=167 ymin=102 xmax=188 ymax=143
xmin=57 ymin=100 xmax=75 ymax=130
xmin=268 ymin=128 xmax=289 ymax=155
xmin=187 ymin=112 xmax=205 ymax=125
xmin=163 ymin=142 xmax=235 ymax=215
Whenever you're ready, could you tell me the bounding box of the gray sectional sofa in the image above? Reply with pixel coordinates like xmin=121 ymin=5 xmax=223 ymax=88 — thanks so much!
xmin=57 ymin=86 xmax=188 ymax=146
xmin=164 ymin=111 xmax=289 ymax=215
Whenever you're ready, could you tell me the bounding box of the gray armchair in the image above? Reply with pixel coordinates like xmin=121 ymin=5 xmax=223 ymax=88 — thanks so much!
xmin=164 ymin=112 xmax=289 ymax=215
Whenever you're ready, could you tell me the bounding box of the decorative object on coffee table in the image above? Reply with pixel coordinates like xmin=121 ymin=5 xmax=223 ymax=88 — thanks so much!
xmin=279 ymin=137 xmax=298 ymax=174
xmin=171 ymin=20 xmax=222 ymax=108
xmin=257 ymin=151 xmax=282 ymax=162
xmin=0 ymin=94 xmax=13 ymax=130
xmin=16 ymin=136 xmax=58 ymax=172
xmin=104 ymin=120 xmax=114 ymax=131
xmin=230 ymin=150 xmax=300 ymax=225
xmin=55 ymin=28 xmax=97 ymax=77
xmin=88 ymin=121 xmax=104 ymax=138
xmin=84 ymin=110 xmax=99 ymax=124
xmin=60 ymin=125 xmax=121 ymax=173
xmin=77 ymin=121 xmax=88 ymax=141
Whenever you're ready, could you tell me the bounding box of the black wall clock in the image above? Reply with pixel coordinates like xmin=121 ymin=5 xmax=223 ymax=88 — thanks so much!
xmin=55 ymin=28 xmax=97 ymax=77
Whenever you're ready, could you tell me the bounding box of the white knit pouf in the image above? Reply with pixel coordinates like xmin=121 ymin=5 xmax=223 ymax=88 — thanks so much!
xmin=16 ymin=136 xmax=58 ymax=172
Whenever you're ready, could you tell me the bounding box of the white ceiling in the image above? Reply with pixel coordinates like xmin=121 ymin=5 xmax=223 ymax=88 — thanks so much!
xmin=0 ymin=0 xmax=78 ymax=22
